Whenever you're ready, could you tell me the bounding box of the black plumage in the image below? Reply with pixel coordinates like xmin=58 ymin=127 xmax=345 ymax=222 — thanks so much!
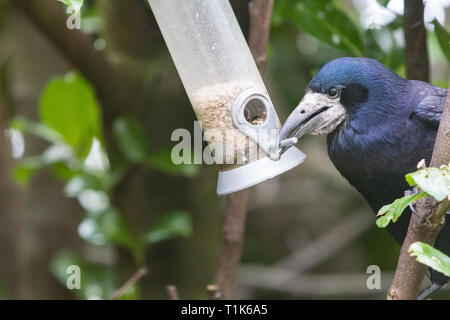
xmin=280 ymin=57 xmax=449 ymax=296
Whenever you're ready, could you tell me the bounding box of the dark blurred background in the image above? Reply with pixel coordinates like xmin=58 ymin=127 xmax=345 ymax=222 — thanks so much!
xmin=0 ymin=0 xmax=449 ymax=299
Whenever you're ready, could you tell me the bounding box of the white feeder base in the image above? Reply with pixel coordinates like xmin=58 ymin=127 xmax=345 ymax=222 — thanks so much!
xmin=216 ymin=146 xmax=306 ymax=196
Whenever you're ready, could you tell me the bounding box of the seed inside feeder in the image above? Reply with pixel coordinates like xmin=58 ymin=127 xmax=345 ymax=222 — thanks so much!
xmin=191 ymin=81 xmax=267 ymax=166
xmin=243 ymin=96 xmax=268 ymax=126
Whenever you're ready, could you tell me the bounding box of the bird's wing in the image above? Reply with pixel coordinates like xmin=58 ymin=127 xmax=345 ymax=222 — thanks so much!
xmin=409 ymin=81 xmax=447 ymax=127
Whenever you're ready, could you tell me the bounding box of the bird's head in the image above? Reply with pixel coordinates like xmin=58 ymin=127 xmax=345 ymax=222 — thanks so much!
xmin=279 ymin=57 xmax=404 ymax=141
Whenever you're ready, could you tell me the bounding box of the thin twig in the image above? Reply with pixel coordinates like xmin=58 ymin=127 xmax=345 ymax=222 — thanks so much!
xmin=212 ymin=0 xmax=274 ymax=299
xmin=166 ymin=285 xmax=179 ymax=300
xmin=388 ymin=88 xmax=450 ymax=300
xmin=206 ymin=284 xmax=222 ymax=300
xmin=112 ymin=267 xmax=148 ymax=299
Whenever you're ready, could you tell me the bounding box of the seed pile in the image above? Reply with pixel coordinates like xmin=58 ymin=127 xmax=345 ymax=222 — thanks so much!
xmin=249 ymin=112 xmax=267 ymax=126
xmin=191 ymin=81 xmax=266 ymax=167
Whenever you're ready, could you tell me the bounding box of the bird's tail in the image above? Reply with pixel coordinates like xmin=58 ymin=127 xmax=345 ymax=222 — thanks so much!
xmin=418 ymin=283 xmax=444 ymax=300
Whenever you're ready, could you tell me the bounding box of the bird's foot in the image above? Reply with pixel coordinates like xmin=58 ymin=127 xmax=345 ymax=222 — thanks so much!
xmin=404 ymin=188 xmax=420 ymax=216
xmin=418 ymin=282 xmax=446 ymax=300
xmin=405 ymin=189 xmax=450 ymax=216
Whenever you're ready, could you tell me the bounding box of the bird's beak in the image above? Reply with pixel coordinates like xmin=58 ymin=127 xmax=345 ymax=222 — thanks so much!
xmin=279 ymin=91 xmax=346 ymax=142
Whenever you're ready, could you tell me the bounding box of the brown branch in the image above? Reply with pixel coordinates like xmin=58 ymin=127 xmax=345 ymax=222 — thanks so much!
xmin=430 ymin=89 xmax=450 ymax=167
xmin=112 ymin=267 xmax=148 ymax=299
xmin=403 ymin=0 xmax=429 ymax=82
xmin=388 ymin=88 xmax=450 ymax=300
xmin=212 ymin=0 xmax=274 ymax=299
xmin=213 ymin=190 xmax=249 ymax=299
xmin=248 ymin=0 xmax=274 ymax=74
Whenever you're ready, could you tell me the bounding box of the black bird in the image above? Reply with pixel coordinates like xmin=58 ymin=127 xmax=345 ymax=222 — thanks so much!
xmin=279 ymin=57 xmax=449 ymax=299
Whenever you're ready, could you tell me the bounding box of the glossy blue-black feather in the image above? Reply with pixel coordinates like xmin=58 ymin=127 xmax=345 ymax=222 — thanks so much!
xmin=309 ymin=57 xmax=448 ymax=286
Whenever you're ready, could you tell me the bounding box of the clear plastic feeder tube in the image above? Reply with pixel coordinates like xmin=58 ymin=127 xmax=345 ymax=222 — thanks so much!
xmin=148 ymin=0 xmax=306 ymax=195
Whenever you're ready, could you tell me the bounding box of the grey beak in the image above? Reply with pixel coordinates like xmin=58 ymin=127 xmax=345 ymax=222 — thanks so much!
xmin=279 ymin=105 xmax=329 ymax=142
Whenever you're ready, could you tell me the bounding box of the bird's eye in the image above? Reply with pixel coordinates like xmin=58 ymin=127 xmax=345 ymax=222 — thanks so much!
xmin=327 ymin=87 xmax=340 ymax=99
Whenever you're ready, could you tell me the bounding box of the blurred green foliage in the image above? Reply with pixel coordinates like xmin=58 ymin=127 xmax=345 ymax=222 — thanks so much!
xmin=4 ymin=0 xmax=449 ymax=300
xmin=112 ymin=116 xmax=197 ymax=177
xmin=12 ymin=70 xmax=195 ymax=299
xmin=145 ymin=210 xmax=192 ymax=244
xmin=273 ymin=0 xmax=450 ymax=73
xmin=273 ymin=0 xmax=405 ymax=71
xmin=433 ymin=20 xmax=450 ymax=62
xmin=40 ymin=72 xmax=101 ymax=158
xmin=275 ymin=0 xmax=364 ymax=56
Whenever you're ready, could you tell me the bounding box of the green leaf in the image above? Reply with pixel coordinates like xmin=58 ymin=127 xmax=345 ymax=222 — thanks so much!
xmin=58 ymin=0 xmax=84 ymax=12
xmin=39 ymin=72 xmax=101 ymax=158
xmin=145 ymin=210 xmax=192 ymax=244
xmin=432 ymin=20 xmax=450 ymax=62
xmin=51 ymin=162 xmax=80 ymax=181
xmin=78 ymin=208 xmax=137 ymax=250
xmin=12 ymin=163 xmax=36 ymax=187
xmin=147 ymin=148 xmax=198 ymax=177
xmin=12 ymin=144 xmax=73 ymax=187
xmin=376 ymin=192 xmax=427 ymax=228
xmin=409 ymin=242 xmax=450 ymax=277
xmin=11 ymin=117 xmax=63 ymax=144
xmin=275 ymin=0 xmax=364 ymax=56
xmin=406 ymin=165 xmax=450 ymax=201
xmin=112 ymin=116 xmax=149 ymax=163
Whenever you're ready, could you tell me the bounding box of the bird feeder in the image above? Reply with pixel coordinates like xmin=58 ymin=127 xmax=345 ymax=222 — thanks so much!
xmin=148 ymin=0 xmax=305 ymax=195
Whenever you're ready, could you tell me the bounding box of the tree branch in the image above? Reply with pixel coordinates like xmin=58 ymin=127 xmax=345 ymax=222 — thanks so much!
xmin=388 ymin=88 xmax=450 ymax=300
xmin=212 ymin=0 xmax=274 ymax=299
xmin=248 ymin=0 xmax=274 ymax=74
xmin=213 ymin=190 xmax=249 ymax=299
xmin=386 ymin=0 xmax=446 ymax=299
xmin=403 ymin=0 xmax=429 ymax=82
